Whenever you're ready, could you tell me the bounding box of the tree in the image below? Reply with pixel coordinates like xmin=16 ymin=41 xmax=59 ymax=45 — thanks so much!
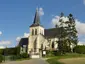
xmin=56 ymin=13 xmax=78 ymax=54
xmin=64 ymin=14 xmax=78 ymax=51
xmin=57 ymin=13 xmax=68 ymax=54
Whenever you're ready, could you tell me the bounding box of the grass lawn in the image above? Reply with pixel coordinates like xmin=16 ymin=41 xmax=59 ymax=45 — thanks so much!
xmin=46 ymin=53 xmax=85 ymax=64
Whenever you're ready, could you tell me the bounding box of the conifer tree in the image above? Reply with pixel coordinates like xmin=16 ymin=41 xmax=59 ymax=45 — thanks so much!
xmin=56 ymin=13 xmax=78 ymax=54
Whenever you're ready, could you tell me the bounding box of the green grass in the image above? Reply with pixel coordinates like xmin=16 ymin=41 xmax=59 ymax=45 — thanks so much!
xmin=16 ymin=58 xmax=30 ymax=61
xmin=46 ymin=53 xmax=85 ymax=64
xmin=47 ymin=59 xmax=63 ymax=64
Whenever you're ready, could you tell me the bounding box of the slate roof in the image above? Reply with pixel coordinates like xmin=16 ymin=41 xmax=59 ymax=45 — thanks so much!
xmin=30 ymin=8 xmax=42 ymax=27
xmin=19 ymin=38 xmax=28 ymax=47
xmin=44 ymin=28 xmax=59 ymax=38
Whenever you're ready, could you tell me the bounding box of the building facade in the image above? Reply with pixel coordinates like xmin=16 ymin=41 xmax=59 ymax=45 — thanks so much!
xmin=19 ymin=9 xmax=60 ymax=58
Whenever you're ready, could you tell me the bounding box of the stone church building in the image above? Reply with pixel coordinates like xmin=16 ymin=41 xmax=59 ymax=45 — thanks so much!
xmin=19 ymin=9 xmax=61 ymax=58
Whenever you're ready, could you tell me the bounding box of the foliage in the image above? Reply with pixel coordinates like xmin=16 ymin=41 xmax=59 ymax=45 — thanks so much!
xmin=73 ymin=45 xmax=85 ymax=54
xmin=0 ymin=54 xmax=3 ymax=63
xmin=20 ymin=53 xmax=29 ymax=58
xmin=10 ymin=53 xmax=29 ymax=61
xmin=46 ymin=50 xmax=55 ymax=57
xmin=1 ymin=46 xmax=20 ymax=56
xmin=46 ymin=50 xmax=62 ymax=57
xmin=10 ymin=55 xmax=21 ymax=61
xmin=0 ymin=49 xmax=4 ymax=55
xmin=56 ymin=13 xmax=78 ymax=54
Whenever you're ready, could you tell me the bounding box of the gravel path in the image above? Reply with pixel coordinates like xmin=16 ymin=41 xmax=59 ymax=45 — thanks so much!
xmin=1 ymin=58 xmax=49 ymax=64
xmin=58 ymin=58 xmax=85 ymax=64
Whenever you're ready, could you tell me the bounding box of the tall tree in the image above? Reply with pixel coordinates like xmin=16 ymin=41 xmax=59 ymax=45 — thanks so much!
xmin=56 ymin=13 xmax=78 ymax=54
xmin=66 ymin=14 xmax=78 ymax=48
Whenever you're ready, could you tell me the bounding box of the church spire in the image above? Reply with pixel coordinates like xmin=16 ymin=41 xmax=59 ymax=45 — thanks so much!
xmin=30 ymin=8 xmax=41 ymax=27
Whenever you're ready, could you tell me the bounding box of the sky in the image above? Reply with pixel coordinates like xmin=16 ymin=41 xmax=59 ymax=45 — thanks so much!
xmin=0 ymin=0 xmax=85 ymax=48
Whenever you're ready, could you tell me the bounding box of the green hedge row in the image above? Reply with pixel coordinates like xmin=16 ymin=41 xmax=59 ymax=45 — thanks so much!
xmin=0 ymin=53 xmax=29 ymax=63
xmin=10 ymin=53 xmax=29 ymax=61
xmin=73 ymin=45 xmax=85 ymax=54
xmin=0 ymin=54 xmax=3 ymax=63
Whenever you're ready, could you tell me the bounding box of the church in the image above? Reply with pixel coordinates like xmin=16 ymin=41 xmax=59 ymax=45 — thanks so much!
xmin=19 ymin=9 xmax=62 ymax=58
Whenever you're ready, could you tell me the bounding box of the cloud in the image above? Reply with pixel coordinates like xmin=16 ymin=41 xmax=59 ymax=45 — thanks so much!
xmin=0 ymin=41 xmax=11 ymax=46
xmin=0 ymin=46 xmax=5 ymax=49
xmin=0 ymin=31 xmax=2 ymax=35
xmin=51 ymin=16 xmax=60 ymax=27
xmin=16 ymin=33 xmax=29 ymax=42
xmin=83 ymin=0 xmax=85 ymax=5
xmin=24 ymin=33 xmax=29 ymax=37
xmin=39 ymin=8 xmax=44 ymax=16
xmin=16 ymin=37 xmax=21 ymax=42
xmin=75 ymin=19 xmax=85 ymax=35
xmin=78 ymin=41 xmax=85 ymax=45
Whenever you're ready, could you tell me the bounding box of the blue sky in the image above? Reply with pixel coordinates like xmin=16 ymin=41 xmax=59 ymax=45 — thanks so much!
xmin=0 ymin=0 xmax=85 ymax=48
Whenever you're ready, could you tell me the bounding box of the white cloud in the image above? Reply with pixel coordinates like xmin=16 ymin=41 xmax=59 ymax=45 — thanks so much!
xmin=16 ymin=37 xmax=21 ymax=42
xmin=39 ymin=8 xmax=44 ymax=16
xmin=24 ymin=33 xmax=29 ymax=37
xmin=83 ymin=0 xmax=85 ymax=5
xmin=51 ymin=16 xmax=60 ymax=27
xmin=0 ymin=31 xmax=2 ymax=35
xmin=16 ymin=33 xmax=29 ymax=42
xmin=78 ymin=41 xmax=85 ymax=45
xmin=75 ymin=19 xmax=85 ymax=35
xmin=0 ymin=41 xmax=11 ymax=45
xmin=0 ymin=46 xmax=5 ymax=49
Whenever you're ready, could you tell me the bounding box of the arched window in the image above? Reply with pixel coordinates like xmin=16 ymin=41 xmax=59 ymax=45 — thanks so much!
xmin=52 ymin=42 xmax=54 ymax=48
xmin=32 ymin=29 xmax=34 ymax=35
xmin=35 ymin=29 xmax=37 ymax=35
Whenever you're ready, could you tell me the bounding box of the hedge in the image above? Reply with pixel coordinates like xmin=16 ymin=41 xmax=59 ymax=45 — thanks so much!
xmin=73 ymin=45 xmax=85 ymax=54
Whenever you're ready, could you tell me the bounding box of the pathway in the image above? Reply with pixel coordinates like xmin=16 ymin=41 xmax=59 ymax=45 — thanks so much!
xmin=1 ymin=58 xmax=49 ymax=64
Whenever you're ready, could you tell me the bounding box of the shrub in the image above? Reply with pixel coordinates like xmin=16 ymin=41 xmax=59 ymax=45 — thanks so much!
xmin=20 ymin=53 xmax=29 ymax=58
xmin=73 ymin=45 xmax=85 ymax=54
xmin=10 ymin=53 xmax=29 ymax=61
xmin=10 ymin=55 xmax=21 ymax=61
xmin=53 ymin=51 xmax=62 ymax=56
xmin=10 ymin=55 xmax=17 ymax=61
xmin=46 ymin=50 xmax=54 ymax=57
xmin=0 ymin=55 xmax=3 ymax=63
xmin=46 ymin=50 xmax=62 ymax=57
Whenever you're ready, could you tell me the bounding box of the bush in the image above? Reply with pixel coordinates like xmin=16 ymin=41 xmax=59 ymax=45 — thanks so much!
xmin=20 ymin=53 xmax=29 ymax=58
xmin=10 ymin=53 xmax=29 ymax=61
xmin=53 ymin=51 xmax=62 ymax=56
xmin=46 ymin=50 xmax=54 ymax=57
xmin=73 ymin=45 xmax=85 ymax=54
xmin=46 ymin=50 xmax=62 ymax=57
xmin=10 ymin=55 xmax=21 ymax=61
xmin=0 ymin=55 xmax=3 ymax=63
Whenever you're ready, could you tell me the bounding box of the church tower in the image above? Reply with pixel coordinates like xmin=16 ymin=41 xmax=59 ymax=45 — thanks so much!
xmin=28 ymin=8 xmax=44 ymax=55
